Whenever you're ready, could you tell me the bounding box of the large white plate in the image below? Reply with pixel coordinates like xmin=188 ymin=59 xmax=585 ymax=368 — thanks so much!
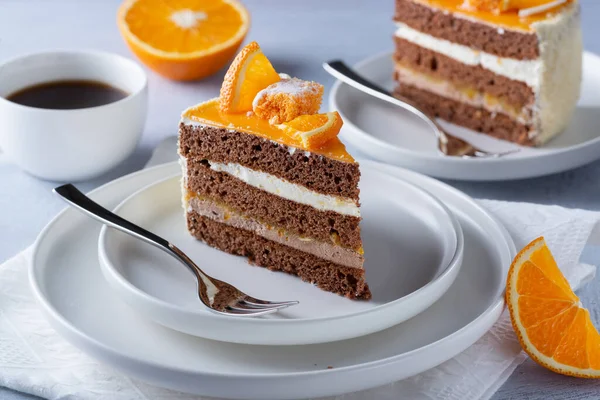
xmin=330 ymin=51 xmax=600 ymax=181
xmin=98 ymin=165 xmax=463 ymax=345
xmin=30 ymin=160 xmax=515 ymax=400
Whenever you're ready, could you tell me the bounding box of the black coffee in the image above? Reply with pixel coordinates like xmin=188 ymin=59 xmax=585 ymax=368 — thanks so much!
xmin=5 ymin=80 xmax=128 ymax=109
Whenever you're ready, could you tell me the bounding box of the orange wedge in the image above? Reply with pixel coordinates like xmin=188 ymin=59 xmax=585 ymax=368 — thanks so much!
xmin=507 ymin=237 xmax=600 ymax=378
xmin=277 ymin=112 xmax=343 ymax=149
xmin=117 ymin=0 xmax=249 ymax=81
xmin=219 ymin=41 xmax=280 ymax=113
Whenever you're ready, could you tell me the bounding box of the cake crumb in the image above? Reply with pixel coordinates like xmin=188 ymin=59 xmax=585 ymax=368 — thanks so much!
xmin=327 ymin=366 xmax=333 ymax=369
xmin=252 ymin=77 xmax=323 ymax=124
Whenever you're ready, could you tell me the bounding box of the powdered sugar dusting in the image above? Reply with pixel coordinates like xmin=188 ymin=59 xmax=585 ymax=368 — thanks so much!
xmin=252 ymin=77 xmax=322 ymax=108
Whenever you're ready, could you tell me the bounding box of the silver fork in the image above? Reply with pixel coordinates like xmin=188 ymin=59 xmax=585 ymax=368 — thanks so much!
xmin=54 ymin=184 xmax=299 ymax=317
xmin=323 ymin=60 xmax=518 ymax=159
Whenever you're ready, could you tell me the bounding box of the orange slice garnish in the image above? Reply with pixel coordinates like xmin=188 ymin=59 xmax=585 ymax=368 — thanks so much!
xmin=507 ymin=237 xmax=600 ymax=378
xmin=465 ymin=0 xmax=566 ymax=12
xmin=117 ymin=0 xmax=249 ymax=81
xmin=277 ymin=111 xmax=343 ymax=149
xmin=219 ymin=42 xmax=280 ymax=113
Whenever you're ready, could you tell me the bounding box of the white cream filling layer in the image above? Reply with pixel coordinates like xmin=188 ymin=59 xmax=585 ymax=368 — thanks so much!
xmin=208 ymin=161 xmax=360 ymax=217
xmin=394 ymin=22 xmax=542 ymax=89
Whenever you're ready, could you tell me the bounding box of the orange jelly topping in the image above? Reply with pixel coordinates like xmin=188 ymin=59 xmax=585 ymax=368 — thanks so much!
xmin=183 ymin=99 xmax=354 ymax=163
xmin=415 ymin=0 xmax=572 ymax=31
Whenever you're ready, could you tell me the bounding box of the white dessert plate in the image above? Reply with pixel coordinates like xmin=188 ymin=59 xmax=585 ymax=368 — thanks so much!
xmin=30 ymin=160 xmax=515 ymax=399
xmin=97 ymin=164 xmax=463 ymax=345
xmin=330 ymin=51 xmax=600 ymax=181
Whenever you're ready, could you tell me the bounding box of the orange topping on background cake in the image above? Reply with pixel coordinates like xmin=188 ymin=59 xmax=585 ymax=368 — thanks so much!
xmin=417 ymin=0 xmax=572 ymax=31
xmin=464 ymin=0 xmax=510 ymax=12
xmin=464 ymin=0 xmax=568 ymax=15
xmin=252 ymin=77 xmax=324 ymax=124
xmin=183 ymin=99 xmax=353 ymax=162
xmin=117 ymin=0 xmax=249 ymax=81
xmin=219 ymin=41 xmax=280 ymax=113
xmin=277 ymin=112 xmax=343 ymax=149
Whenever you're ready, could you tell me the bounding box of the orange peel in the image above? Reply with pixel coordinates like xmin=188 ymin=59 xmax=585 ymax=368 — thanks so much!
xmin=219 ymin=41 xmax=280 ymax=113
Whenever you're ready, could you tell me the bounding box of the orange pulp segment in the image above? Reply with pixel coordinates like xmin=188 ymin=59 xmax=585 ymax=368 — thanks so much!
xmin=464 ymin=0 xmax=510 ymax=12
xmin=117 ymin=0 xmax=249 ymax=81
xmin=507 ymin=237 xmax=600 ymax=378
xmin=219 ymin=41 xmax=280 ymax=113
xmin=277 ymin=112 xmax=343 ymax=149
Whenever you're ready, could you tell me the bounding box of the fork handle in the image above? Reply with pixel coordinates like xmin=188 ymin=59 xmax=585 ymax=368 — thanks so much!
xmin=53 ymin=183 xmax=204 ymax=278
xmin=323 ymin=60 xmax=446 ymax=142
xmin=54 ymin=184 xmax=171 ymax=250
xmin=324 ymin=61 xmax=437 ymax=124
xmin=53 ymin=184 xmax=215 ymax=296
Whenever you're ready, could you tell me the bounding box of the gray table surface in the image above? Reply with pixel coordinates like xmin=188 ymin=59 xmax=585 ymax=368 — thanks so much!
xmin=1 ymin=0 xmax=600 ymax=399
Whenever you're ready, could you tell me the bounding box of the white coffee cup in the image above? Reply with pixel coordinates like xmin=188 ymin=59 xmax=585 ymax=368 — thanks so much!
xmin=0 ymin=50 xmax=148 ymax=181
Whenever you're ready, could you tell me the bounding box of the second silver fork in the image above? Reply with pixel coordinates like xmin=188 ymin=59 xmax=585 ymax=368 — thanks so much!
xmin=324 ymin=60 xmax=518 ymax=159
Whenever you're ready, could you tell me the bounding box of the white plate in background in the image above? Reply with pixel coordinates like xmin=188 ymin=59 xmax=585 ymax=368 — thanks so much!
xmin=330 ymin=51 xmax=600 ymax=181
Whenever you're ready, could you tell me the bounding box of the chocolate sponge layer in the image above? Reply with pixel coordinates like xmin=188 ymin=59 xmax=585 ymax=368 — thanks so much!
xmin=179 ymin=123 xmax=360 ymax=200
xmin=394 ymin=84 xmax=535 ymax=145
xmin=187 ymin=211 xmax=371 ymax=300
xmin=185 ymin=159 xmax=362 ymax=250
xmin=394 ymin=0 xmax=539 ymax=60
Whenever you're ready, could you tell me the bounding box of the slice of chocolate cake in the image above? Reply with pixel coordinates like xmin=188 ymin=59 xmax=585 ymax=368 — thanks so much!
xmin=393 ymin=0 xmax=582 ymax=145
xmin=178 ymin=42 xmax=370 ymax=300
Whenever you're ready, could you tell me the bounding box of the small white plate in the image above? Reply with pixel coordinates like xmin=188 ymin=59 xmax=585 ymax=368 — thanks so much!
xmin=97 ymin=164 xmax=463 ymax=345
xmin=330 ymin=51 xmax=600 ymax=181
xmin=30 ymin=160 xmax=514 ymax=399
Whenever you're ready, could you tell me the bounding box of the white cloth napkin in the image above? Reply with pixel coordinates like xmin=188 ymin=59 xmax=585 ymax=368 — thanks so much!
xmin=0 ymin=141 xmax=598 ymax=400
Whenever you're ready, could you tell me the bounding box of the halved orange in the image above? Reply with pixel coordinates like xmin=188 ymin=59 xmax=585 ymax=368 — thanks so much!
xmin=219 ymin=41 xmax=280 ymax=113
xmin=277 ymin=111 xmax=343 ymax=149
xmin=507 ymin=237 xmax=600 ymax=378
xmin=117 ymin=0 xmax=250 ymax=81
